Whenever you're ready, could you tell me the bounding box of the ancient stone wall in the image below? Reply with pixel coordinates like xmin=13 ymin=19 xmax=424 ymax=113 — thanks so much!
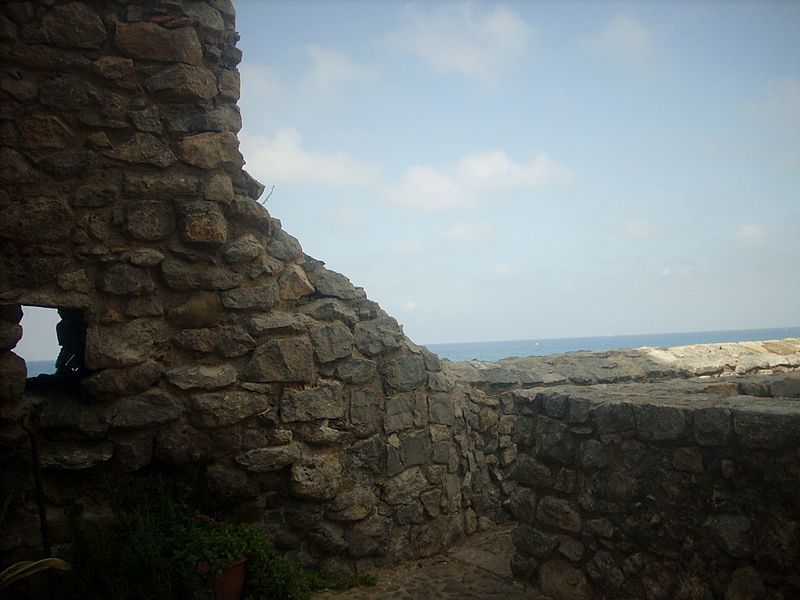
xmin=0 ymin=0 xmax=498 ymax=567
xmin=469 ymin=367 xmax=800 ymax=599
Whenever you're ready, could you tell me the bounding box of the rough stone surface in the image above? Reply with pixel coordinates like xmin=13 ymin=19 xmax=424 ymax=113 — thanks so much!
xmin=246 ymin=338 xmax=316 ymax=383
xmin=291 ymin=455 xmax=342 ymax=501
xmin=115 ymin=22 xmax=202 ymax=64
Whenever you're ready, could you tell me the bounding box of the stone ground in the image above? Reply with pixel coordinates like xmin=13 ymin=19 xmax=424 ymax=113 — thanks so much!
xmin=313 ymin=526 xmax=540 ymax=599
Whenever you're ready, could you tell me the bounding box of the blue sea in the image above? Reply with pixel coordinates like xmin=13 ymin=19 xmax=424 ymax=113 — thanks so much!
xmin=425 ymin=327 xmax=800 ymax=362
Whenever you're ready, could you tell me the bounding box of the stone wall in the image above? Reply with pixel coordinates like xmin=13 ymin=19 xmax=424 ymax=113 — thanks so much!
xmin=500 ymin=376 xmax=800 ymax=599
xmin=0 ymin=0 xmax=497 ymax=568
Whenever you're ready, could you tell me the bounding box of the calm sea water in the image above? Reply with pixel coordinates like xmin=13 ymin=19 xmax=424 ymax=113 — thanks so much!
xmin=425 ymin=327 xmax=800 ymax=362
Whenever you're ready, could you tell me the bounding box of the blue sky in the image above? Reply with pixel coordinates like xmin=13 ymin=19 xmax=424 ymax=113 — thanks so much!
xmin=16 ymin=1 xmax=800 ymax=360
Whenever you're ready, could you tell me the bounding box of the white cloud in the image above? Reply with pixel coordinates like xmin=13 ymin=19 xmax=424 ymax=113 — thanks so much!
xmin=328 ymin=207 xmax=368 ymax=231
xmin=383 ymin=3 xmax=533 ymax=82
xmin=402 ymin=301 xmax=417 ymax=311
xmin=624 ymin=218 xmax=652 ymax=240
xmin=388 ymin=151 xmax=572 ymax=213
xmin=736 ymin=225 xmax=767 ymax=246
xmin=240 ymin=128 xmax=378 ymax=186
xmin=304 ymin=45 xmax=371 ymax=100
xmin=492 ymin=264 xmax=516 ymax=276
xmin=440 ymin=222 xmax=493 ymax=244
xmin=588 ymin=14 xmax=653 ymax=67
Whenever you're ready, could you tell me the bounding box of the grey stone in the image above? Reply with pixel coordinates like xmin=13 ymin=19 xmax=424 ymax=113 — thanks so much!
xmin=705 ymin=514 xmax=752 ymax=558
xmin=220 ymin=285 xmax=279 ymax=310
xmin=671 ymin=447 xmax=704 ymax=473
xmin=634 ymin=404 xmax=689 ymax=441
xmin=125 ymin=201 xmax=175 ymax=241
xmin=308 ymin=266 xmax=364 ymax=301
xmin=74 ymin=184 xmax=117 ymax=207
xmin=189 ymin=390 xmax=270 ymax=429
xmin=694 ymin=406 xmax=732 ymax=446
xmin=385 ymin=393 xmax=414 ymax=433
xmin=0 ymin=197 xmax=73 ymax=242
xmin=223 ymin=234 xmax=262 ymax=263
xmin=145 ymin=64 xmax=218 ymax=101
xmin=380 ymin=350 xmax=426 ymax=392
xmin=578 ymin=439 xmax=607 ymax=468
xmin=161 ymin=259 xmax=243 ymax=291
xmin=326 ymin=483 xmax=377 ymax=522
xmin=85 ymin=319 xmax=159 ymax=369
xmin=593 ymin=402 xmax=635 ymax=433
xmin=98 ymin=264 xmax=156 ymax=295
xmin=40 ymin=440 xmax=114 ymax=470
xmin=344 ymin=512 xmax=391 ymax=557
xmin=537 ymin=496 xmax=582 ymax=533
xmin=245 ymin=337 xmax=316 ymax=382
xmin=733 ymin=406 xmax=800 ymax=449
xmin=538 ymin=559 xmax=593 ymax=600
xmin=103 ymin=390 xmax=182 ymax=430
xmin=38 ymin=399 xmax=108 ymax=438
xmin=332 ymin=357 xmax=376 ymax=383
xmin=206 ymin=463 xmax=257 ymax=502
xmin=106 ymin=133 xmax=175 ymax=167
xmin=350 ymin=390 xmax=382 ymax=430
xmin=513 ymin=525 xmax=558 ymax=559
xmin=123 ymin=172 xmax=200 ymax=197
xmin=282 ymin=381 xmax=343 ymax=422
xmin=536 ymin=416 xmax=575 ymax=463
xmin=264 ymin=228 xmax=302 ymax=261
xmin=309 ymin=321 xmax=354 ymax=363
xmin=400 ymin=429 xmax=431 ymax=467
xmin=154 ymin=423 xmax=211 ymax=466
xmin=290 ymin=455 xmax=342 ymax=501
xmin=354 ymin=316 xmax=404 ymax=356
xmin=166 ymin=364 xmax=237 ymax=390
xmin=510 ymin=456 xmax=552 ymax=487
xmin=0 ymin=322 xmax=22 ymax=351
xmin=183 ymin=1 xmax=225 ymax=32
xmin=130 ymin=106 xmax=162 ymax=133
xmin=205 ymin=173 xmax=235 ymax=203
xmin=247 ymin=313 xmax=309 ymax=336
xmin=165 ymin=106 xmax=241 ymax=133
xmin=383 ymin=466 xmax=428 ymax=505
xmin=128 ymin=249 xmax=166 ymax=267
xmin=236 ymin=443 xmax=302 ymax=472
xmin=83 ymin=361 xmax=162 ymax=399
xmin=300 ymin=298 xmax=358 ymax=325
xmin=229 ymin=196 xmax=270 ymax=232
xmin=115 ymin=21 xmax=202 ymax=64
xmin=428 ymin=393 xmax=455 ymax=425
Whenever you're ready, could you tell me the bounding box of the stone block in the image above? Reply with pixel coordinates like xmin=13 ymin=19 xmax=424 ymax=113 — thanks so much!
xmin=115 ymin=21 xmax=202 ymax=64
xmin=382 ymin=466 xmax=428 ymax=505
xmin=190 ymin=389 xmax=270 ymax=429
xmin=538 ymin=559 xmax=592 ymax=600
xmin=236 ymin=443 xmax=301 ymax=472
xmin=0 ymin=322 xmax=22 ymax=350
xmin=537 ymin=496 xmax=582 ymax=533
xmin=83 ymin=361 xmax=162 ymax=398
xmin=400 ymin=429 xmax=430 ymax=467
xmin=206 ymin=463 xmax=257 ymax=502
xmin=592 ymin=402 xmax=635 ymax=433
xmin=344 ymin=512 xmax=391 ymax=557
xmin=693 ymin=406 xmax=732 ymax=446
xmin=220 ymin=285 xmax=279 ymax=310
xmin=290 ymin=455 xmax=342 ymax=501
xmin=671 ymin=447 xmax=704 ymax=473
xmin=178 ymin=132 xmax=243 ymax=169
xmin=145 ymin=64 xmax=217 ymax=101
xmin=350 ymin=390 xmax=382 ymax=430
xmin=380 ymin=350 xmax=426 ymax=393
xmin=245 ymin=337 xmax=316 ymax=383
xmin=169 ymin=292 xmax=223 ymax=328
xmin=42 ymin=3 xmax=107 ymax=49
xmin=279 ymin=264 xmax=315 ymax=300
xmin=106 ymin=132 xmax=175 ymax=167
xmin=40 ymin=440 xmax=114 ymax=470
xmin=385 ymin=393 xmax=414 ymax=433
xmin=223 ymin=234 xmax=261 ymax=263
xmin=309 ymin=321 xmax=354 ymax=363
xmin=102 ymin=390 xmax=182 ymax=430
xmin=178 ymin=201 xmax=228 ymax=244
xmin=332 ymin=357 xmax=376 ymax=384
xmin=513 ymin=525 xmax=558 ymax=559
xmin=634 ymin=404 xmax=689 ymax=441
xmin=428 ymin=393 xmax=455 ymax=425
xmin=166 ymin=364 xmax=237 ymax=390
xmin=326 ymin=483 xmax=377 ymax=522
xmin=162 ymin=259 xmax=244 ymax=291
xmin=125 ymin=201 xmax=175 ymax=241
xmin=733 ymin=406 xmax=800 ymax=449
xmin=281 ymin=381 xmax=344 ymax=422
xmin=0 ymin=197 xmax=73 ymax=243
xmin=98 ymin=264 xmax=156 ymax=295
xmin=85 ymin=319 xmax=159 ymax=369
xmin=704 ymin=514 xmax=752 ymax=558
xmin=354 ymin=316 xmax=404 ymax=356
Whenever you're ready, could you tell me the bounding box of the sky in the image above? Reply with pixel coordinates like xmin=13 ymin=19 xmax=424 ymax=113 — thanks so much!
xmin=15 ymin=0 xmax=800 ymax=361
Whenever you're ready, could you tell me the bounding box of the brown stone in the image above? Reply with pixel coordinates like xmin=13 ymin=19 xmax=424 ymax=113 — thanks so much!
xmin=106 ymin=133 xmax=176 ymax=167
xmin=161 ymin=259 xmax=243 ymax=291
xmin=539 ymin=559 xmax=592 ymax=600
xmin=0 ymin=197 xmax=73 ymax=242
xmin=220 ymin=285 xmax=279 ymax=310
xmin=178 ymin=201 xmax=228 ymax=244
xmin=290 ymin=455 xmax=342 ymax=501
xmin=178 ymin=132 xmax=242 ymax=169
xmin=125 ymin=201 xmax=175 ymax=241
xmin=166 ymin=364 xmax=238 ymax=390
xmin=17 ymin=116 xmax=71 ymax=149
xmin=279 ymin=264 xmax=315 ymax=300
xmin=144 ymin=64 xmax=217 ymax=101
xmin=0 ymin=351 xmax=26 ymax=400
xmin=115 ymin=22 xmax=202 ymax=65
xmin=41 ymin=3 xmax=106 ymax=49
xmin=189 ymin=390 xmax=270 ymax=429
xmin=93 ymin=56 xmax=135 ymax=80
xmin=168 ymin=292 xmax=224 ymax=328
xmin=98 ymin=264 xmax=156 ymax=296
xmin=85 ymin=319 xmax=160 ymax=369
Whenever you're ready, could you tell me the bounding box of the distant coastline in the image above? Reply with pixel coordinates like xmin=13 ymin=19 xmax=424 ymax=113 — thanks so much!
xmin=426 ymin=326 xmax=800 ymax=362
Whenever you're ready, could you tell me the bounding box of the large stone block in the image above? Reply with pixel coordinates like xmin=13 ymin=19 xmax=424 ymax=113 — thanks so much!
xmin=281 ymin=381 xmax=344 ymax=422
xmin=106 ymin=133 xmax=176 ymax=167
xmin=382 ymin=466 xmax=429 ymax=505
xmin=380 ymin=350 xmax=426 ymax=393
xmin=83 ymin=361 xmax=162 ymax=399
xmin=634 ymin=404 xmax=689 ymax=441
xmin=354 ymin=316 xmax=404 ymax=356
xmin=236 ymin=443 xmax=302 ymax=473
xmin=309 ymin=321 xmax=354 ymax=363
xmin=326 ymin=482 xmax=377 ymax=522
xmin=166 ymin=364 xmax=237 ymax=390
xmin=538 ymin=559 xmax=592 ymax=600
xmin=161 ymin=259 xmax=243 ymax=291
xmin=0 ymin=197 xmax=73 ymax=243
xmin=245 ymin=337 xmax=316 ymax=383
xmin=278 ymin=264 xmax=315 ymax=300
xmin=344 ymin=512 xmax=391 ymax=557
xmin=144 ymin=64 xmax=217 ymax=101
xmin=102 ymin=390 xmax=182 ymax=430
xmin=178 ymin=201 xmax=228 ymax=244
xmin=290 ymin=455 xmax=342 ymax=501
xmin=384 ymin=393 xmax=414 ymax=433
xmin=537 ymin=497 xmax=582 ymax=533
xmin=220 ymin=285 xmax=279 ymax=310
xmin=693 ymin=406 xmax=732 ymax=446
xmin=98 ymin=264 xmax=156 ymax=295
xmin=125 ymin=201 xmax=175 ymax=241
xmin=178 ymin=132 xmax=243 ymax=169
xmin=85 ymin=319 xmax=160 ymax=369
xmin=41 ymin=3 xmax=106 ymax=49
xmin=189 ymin=389 xmax=270 ymax=429
xmin=350 ymin=390 xmax=382 ymax=431
xmin=115 ymin=22 xmax=202 ymax=64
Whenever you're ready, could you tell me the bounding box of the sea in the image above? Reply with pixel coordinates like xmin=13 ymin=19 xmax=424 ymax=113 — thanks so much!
xmin=425 ymin=326 xmax=800 ymax=362
xmin=22 ymin=326 xmax=800 ymax=374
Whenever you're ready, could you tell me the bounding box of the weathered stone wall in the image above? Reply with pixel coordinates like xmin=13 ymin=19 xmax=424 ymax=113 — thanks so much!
xmin=0 ymin=0 xmax=498 ymax=568
xmin=497 ymin=375 xmax=800 ymax=599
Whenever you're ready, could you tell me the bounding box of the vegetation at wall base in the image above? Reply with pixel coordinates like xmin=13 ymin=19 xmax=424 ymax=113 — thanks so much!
xmin=46 ymin=477 xmax=375 ymax=600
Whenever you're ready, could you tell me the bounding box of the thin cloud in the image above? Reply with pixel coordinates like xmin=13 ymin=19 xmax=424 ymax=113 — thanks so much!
xmin=328 ymin=207 xmax=368 ymax=231
xmin=624 ymin=218 xmax=652 ymax=240
xmin=388 ymin=151 xmax=572 ymax=213
xmin=492 ymin=264 xmax=516 ymax=276
xmin=383 ymin=3 xmax=533 ymax=82
xmin=440 ymin=222 xmax=493 ymax=244
xmin=736 ymin=225 xmax=767 ymax=246
xmin=304 ymin=45 xmax=371 ymax=100
xmin=240 ymin=128 xmax=378 ymax=186
xmin=588 ymin=14 xmax=653 ymax=67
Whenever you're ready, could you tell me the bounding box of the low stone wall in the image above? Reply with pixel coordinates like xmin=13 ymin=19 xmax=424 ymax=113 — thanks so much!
xmin=503 ymin=379 xmax=800 ymax=599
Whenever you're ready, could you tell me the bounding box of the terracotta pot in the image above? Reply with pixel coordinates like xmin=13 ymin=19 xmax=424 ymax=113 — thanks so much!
xmin=197 ymin=557 xmax=248 ymax=600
